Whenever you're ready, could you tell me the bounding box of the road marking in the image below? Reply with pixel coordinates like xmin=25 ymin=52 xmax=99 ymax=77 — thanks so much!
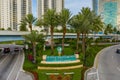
xmin=0 ymin=55 xmax=9 ymax=64
xmin=97 ymin=69 xmax=100 ymax=80
xmin=15 ymin=52 xmax=24 ymax=80
xmin=88 ymin=72 xmax=97 ymax=75
xmin=7 ymin=54 xmax=19 ymax=80
xmin=117 ymin=67 xmax=120 ymax=71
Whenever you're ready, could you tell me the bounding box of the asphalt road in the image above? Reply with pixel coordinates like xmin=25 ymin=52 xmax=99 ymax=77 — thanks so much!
xmin=98 ymin=45 xmax=120 ymax=80
xmin=0 ymin=44 xmax=23 ymax=80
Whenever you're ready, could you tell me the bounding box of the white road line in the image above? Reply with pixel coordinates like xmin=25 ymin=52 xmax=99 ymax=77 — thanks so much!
xmin=117 ymin=67 xmax=120 ymax=71
xmin=0 ymin=55 xmax=9 ymax=64
xmin=7 ymin=54 xmax=19 ymax=80
xmin=88 ymin=72 xmax=97 ymax=75
xmin=97 ymin=69 xmax=100 ymax=80
xmin=15 ymin=51 xmax=24 ymax=80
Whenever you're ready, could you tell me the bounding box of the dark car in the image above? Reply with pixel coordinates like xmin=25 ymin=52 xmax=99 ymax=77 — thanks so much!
xmin=3 ymin=47 xmax=10 ymax=53
xmin=14 ymin=47 xmax=19 ymax=52
xmin=116 ymin=48 xmax=120 ymax=54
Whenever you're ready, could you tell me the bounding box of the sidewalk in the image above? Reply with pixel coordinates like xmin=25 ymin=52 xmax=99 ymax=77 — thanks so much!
xmin=17 ymin=71 xmax=33 ymax=80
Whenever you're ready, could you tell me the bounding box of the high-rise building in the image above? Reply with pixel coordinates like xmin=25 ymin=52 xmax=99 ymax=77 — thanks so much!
xmin=0 ymin=0 xmax=32 ymax=30
xmin=37 ymin=0 xmax=64 ymax=19
xmin=93 ymin=0 xmax=120 ymax=27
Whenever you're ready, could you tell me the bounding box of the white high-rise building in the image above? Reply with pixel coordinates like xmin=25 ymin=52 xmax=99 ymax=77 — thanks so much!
xmin=0 ymin=0 xmax=32 ymax=30
xmin=37 ymin=0 xmax=64 ymax=19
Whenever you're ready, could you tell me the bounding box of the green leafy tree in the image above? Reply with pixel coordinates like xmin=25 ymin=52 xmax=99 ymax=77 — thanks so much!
xmin=59 ymin=9 xmax=72 ymax=54
xmin=69 ymin=15 xmax=82 ymax=53
xmin=43 ymin=9 xmax=59 ymax=54
xmin=76 ymin=7 xmax=104 ymax=80
xmin=79 ymin=7 xmax=103 ymax=62
xmin=23 ymin=31 xmax=44 ymax=63
xmin=20 ymin=21 xmax=28 ymax=31
xmin=7 ymin=27 xmax=12 ymax=31
xmin=22 ymin=14 xmax=37 ymax=32
xmin=104 ymin=24 xmax=113 ymax=35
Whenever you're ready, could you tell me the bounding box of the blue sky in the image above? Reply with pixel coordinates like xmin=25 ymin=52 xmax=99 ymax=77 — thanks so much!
xmin=32 ymin=0 xmax=92 ymax=17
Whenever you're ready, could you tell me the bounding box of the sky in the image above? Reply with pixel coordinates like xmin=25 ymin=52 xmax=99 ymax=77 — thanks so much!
xmin=32 ymin=0 xmax=92 ymax=17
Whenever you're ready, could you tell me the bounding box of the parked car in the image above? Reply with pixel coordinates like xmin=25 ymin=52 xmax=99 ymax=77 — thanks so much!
xmin=116 ymin=48 xmax=120 ymax=54
xmin=3 ymin=47 xmax=10 ymax=53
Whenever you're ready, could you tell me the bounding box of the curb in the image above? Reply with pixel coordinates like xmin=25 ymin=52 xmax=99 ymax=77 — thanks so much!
xmin=84 ymin=45 xmax=116 ymax=80
xmin=17 ymin=50 xmax=35 ymax=80
xmin=24 ymin=71 xmax=35 ymax=80
xmin=22 ymin=51 xmax=35 ymax=80
xmin=93 ymin=45 xmax=115 ymax=68
xmin=38 ymin=65 xmax=83 ymax=70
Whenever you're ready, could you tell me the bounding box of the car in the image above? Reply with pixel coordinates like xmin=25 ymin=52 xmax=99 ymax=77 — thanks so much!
xmin=14 ymin=47 xmax=19 ymax=52
xmin=3 ymin=47 xmax=10 ymax=53
xmin=116 ymin=48 xmax=120 ymax=54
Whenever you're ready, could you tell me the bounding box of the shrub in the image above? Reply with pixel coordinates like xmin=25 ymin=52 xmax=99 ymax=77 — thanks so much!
xmin=28 ymin=54 xmax=34 ymax=61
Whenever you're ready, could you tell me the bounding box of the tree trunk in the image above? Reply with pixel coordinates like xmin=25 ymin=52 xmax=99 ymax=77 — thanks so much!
xmin=29 ymin=24 xmax=32 ymax=32
xmin=50 ymin=27 xmax=54 ymax=54
xmin=76 ymin=32 xmax=80 ymax=53
xmin=82 ymin=33 xmax=86 ymax=54
xmin=82 ymin=33 xmax=86 ymax=66
xmin=62 ymin=26 xmax=66 ymax=54
xmin=33 ymin=42 xmax=36 ymax=63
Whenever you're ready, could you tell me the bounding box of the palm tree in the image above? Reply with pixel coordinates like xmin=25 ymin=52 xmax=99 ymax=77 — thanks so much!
xmin=59 ymin=9 xmax=72 ymax=54
xmin=104 ymin=24 xmax=113 ymax=35
xmin=23 ymin=31 xmax=44 ymax=63
xmin=69 ymin=15 xmax=82 ymax=53
xmin=80 ymin=7 xmax=103 ymax=54
xmin=76 ymin=7 xmax=104 ymax=80
xmin=20 ymin=21 xmax=27 ymax=31
xmin=113 ymin=27 xmax=117 ymax=42
xmin=76 ymin=7 xmax=103 ymax=67
xmin=35 ymin=19 xmax=44 ymax=27
xmin=43 ymin=9 xmax=59 ymax=54
xmin=22 ymin=14 xmax=37 ymax=32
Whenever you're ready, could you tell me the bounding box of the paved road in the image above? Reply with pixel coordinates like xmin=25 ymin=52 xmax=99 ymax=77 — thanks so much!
xmin=0 ymin=44 xmax=33 ymax=80
xmin=0 ymin=54 xmax=19 ymax=80
xmin=0 ymin=44 xmax=23 ymax=80
xmin=98 ymin=45 xmax=120 ymax=80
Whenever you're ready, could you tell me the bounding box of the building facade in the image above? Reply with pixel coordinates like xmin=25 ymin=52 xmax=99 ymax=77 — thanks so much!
xmin=0 ymin=0 xmax=32 ymax=30
xmin=93 ymin=0 xmax=120 ymax=27
xmin=37 ymin=0 xmax=64 ymax=19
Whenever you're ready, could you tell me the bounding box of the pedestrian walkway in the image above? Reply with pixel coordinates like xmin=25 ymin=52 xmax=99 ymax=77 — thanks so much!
xmin=17 ymin=71 xmax=33 ymax=80
xmin=84 ymin=68 xmax=98 ymax=80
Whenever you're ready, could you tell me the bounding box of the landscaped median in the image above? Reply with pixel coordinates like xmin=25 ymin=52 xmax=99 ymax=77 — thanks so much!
xmin=23 ymin=55 xmax=83 ymax=80
xmin=23 ymin=44 xmax=113 ymax=80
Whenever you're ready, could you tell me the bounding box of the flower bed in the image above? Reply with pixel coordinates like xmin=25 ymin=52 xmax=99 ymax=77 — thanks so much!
xmin=30 ymin=71 xmax=38 ymax=80
xmin=48 ymin=74 xmax=72 ymax=80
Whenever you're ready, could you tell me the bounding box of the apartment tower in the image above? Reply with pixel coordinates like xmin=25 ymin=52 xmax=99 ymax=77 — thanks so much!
xmin=37 ymin=0 xmax=64 ymax=19
xmin=93 ymin=0 xmax=120 ymax=27
xmin=0 ymin=0 xmax=32 ymax=30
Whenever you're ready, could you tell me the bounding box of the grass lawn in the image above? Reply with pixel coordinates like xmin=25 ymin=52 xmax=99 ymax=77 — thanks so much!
xmin=43 ymin=47 xmax=74 ymax=56
xmin=23 ymin=47 xmax=82 ymax=80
